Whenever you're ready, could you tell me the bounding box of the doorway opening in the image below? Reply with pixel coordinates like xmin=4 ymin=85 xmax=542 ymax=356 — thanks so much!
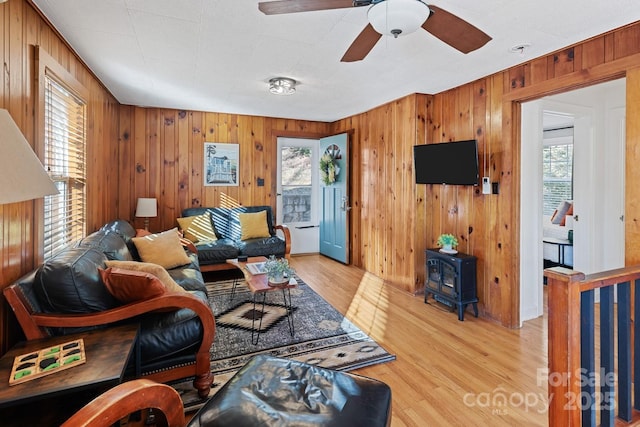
xmin=276 ymin=137 xmax=320 ymax=255
xmin=520 ymin=78 xmax=626 ymax=324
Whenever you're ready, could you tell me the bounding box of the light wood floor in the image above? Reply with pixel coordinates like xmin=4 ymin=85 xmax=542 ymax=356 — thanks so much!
xmin=289 ymin=254 xmax=548 ymax=427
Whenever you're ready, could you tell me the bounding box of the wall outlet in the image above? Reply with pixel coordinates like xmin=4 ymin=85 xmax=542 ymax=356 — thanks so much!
xmin=482 ymin=177 xmax=491 ymax=194
xmin=492 ymin=182 xmax=500 ymax=194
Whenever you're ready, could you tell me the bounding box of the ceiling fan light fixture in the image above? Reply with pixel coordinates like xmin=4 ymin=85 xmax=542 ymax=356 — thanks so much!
xmin=368 ymin=0 xmax=430 ymax=38
xmin=269 ymin=77 xmax=296 ymax=95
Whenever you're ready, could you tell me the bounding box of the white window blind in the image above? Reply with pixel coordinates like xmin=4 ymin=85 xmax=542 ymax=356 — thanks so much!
xmin=43 ymin=75 xmax=86 ymax=259
xmin=542 ymin=143 xmax=573 ymax=216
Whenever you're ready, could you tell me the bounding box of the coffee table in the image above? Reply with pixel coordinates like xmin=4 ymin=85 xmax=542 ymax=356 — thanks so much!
xmin=226 ymin=257 xmax=297 ymax=344
xmin=0 ymin=323 xmax=139 ymax=425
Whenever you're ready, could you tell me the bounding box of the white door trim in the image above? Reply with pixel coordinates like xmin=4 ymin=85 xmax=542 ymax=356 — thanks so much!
xmin=276 ymin=137 xmax=320 ymax=255
xmin=519 ymin=79 xmax=626 ymax=325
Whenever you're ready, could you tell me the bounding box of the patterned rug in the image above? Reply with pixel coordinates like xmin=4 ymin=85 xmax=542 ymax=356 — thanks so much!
xmin=171 ymin=275 xmax=396 ymax=412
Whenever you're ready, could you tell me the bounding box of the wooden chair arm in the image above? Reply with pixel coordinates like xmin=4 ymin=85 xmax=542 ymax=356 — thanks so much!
xmin=179 ymin=237 xmax=198 ymax=254
xmin=31 ymin=292 xmax=216 ymax=399
xmin=61 ymin=379 xmax=185 ymax=427
xmin=30 ymin=292 xmax=213 ymax=329
xmin=275 ymin=224 xmax=291 ymax=259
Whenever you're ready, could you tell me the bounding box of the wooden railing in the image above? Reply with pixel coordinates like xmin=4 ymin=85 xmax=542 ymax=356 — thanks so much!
xmin=545 ymin=265 xmax=640 ymax=426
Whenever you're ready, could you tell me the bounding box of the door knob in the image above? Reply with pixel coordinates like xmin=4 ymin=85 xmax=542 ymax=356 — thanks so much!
xmin=573 ymin=215 xmax=579 ymax=222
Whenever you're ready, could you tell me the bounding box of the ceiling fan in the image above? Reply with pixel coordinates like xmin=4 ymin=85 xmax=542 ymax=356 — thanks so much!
xmin=258 ymin=0 xmax=491 ymax=62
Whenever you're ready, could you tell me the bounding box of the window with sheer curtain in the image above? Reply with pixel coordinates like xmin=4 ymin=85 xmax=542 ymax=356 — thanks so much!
xmin=42 ymin=75 xmax=87 ymax=259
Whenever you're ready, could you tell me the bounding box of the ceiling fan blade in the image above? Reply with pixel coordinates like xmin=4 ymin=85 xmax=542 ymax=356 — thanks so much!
xmin=341 ymin=24 xmax=382 ymax=62
xmin=259 ymin=0 xmax=356 ymax=15
xmin=422 ymin=5 xmax=491 ymax=54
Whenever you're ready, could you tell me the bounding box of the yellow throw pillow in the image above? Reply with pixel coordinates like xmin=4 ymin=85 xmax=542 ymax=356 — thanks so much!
xmin=131 ymin=228 xmax=192 ymax=269
xmin=103 ymin=260 xmax=186 ymax=293
xmin=177 ymin=213 xmax=217 ymax=243
xmin=239 ymin=211 xmax=271 ymax=240
xmin=176 ymin=216 xmax=196 ymax=236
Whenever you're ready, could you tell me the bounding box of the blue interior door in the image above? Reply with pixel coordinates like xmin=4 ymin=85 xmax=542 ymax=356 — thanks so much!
xmin=319 ymin=133 xmax=349 ymax=263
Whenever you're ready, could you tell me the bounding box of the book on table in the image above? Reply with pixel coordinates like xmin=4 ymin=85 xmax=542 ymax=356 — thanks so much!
xmin=246 ymin=262 xmax=266 ymax=275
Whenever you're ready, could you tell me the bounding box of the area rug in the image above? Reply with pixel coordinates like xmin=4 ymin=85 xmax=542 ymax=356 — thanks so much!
xmin=170 ymin=275 xmax=396 ymax=412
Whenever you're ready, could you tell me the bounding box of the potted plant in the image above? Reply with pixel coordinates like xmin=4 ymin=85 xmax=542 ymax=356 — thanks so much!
xmin=264 ymin=255 xmax=295 ymax=283
xmin=437 ymin=233 xmax=459 ymax=253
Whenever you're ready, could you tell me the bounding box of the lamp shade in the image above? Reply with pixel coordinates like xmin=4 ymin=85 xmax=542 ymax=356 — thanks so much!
xmin=368 ymin=0 xmax=430 ymax=38
xmin=135 ymin=198 xmax=157 ymax=218
xmin=0 ymin=109 xmax=58 ymax=204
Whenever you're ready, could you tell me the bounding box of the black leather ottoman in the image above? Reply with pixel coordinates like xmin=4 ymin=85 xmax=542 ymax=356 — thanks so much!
xmin=188 ymin=355 xmax=392 ymax=427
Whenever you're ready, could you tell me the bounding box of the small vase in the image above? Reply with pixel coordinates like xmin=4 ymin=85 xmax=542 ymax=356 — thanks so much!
xmin=440 ymin=244 xmax=457 ymax=254
xmin=269 ymin=272 xmax=284 ymax=282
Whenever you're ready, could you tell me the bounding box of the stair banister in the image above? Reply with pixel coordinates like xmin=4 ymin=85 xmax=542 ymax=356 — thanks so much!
xmin=545 ymin=267 xmax=585 ymax=427
xmin=545 ymin=265 xmax=640 ymax=426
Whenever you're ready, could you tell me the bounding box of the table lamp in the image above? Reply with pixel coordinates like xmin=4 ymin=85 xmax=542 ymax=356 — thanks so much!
xmin=135 ymin=198 xmax=157 ymax=231
xmin=0 ymin=109 xmax=58 ymax=204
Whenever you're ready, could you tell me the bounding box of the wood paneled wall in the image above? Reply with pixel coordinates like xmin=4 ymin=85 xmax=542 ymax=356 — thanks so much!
xmin=426 ymin=75 xmax=515 ymax=325
xmin=334 ymin=22 xmax=640 ymax=327
xmin=332 ymin=95 xmax=428 ymax=294
xmin=0 ymin=0 xmax=120 ymax=353
xmin=117 ymin=107 xmax=330 ymax=232
xmin=331 ymin=85 xmax=508 ymax=320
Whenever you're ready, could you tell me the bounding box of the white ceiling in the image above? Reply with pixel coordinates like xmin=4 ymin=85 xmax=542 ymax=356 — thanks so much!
xmin=31 ymin=0 xmax=640 ymax=122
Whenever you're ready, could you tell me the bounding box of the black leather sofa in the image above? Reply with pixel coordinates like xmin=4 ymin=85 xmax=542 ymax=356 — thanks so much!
xmin=181 ymin=206 xmax=291 ymax=271
xmin=3 ymin=219 xmax=215 ymax=398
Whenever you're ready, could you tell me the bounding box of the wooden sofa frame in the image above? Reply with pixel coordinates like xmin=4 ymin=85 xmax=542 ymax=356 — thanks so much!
xmin=3 ymin=286 xmax=215 ymax=399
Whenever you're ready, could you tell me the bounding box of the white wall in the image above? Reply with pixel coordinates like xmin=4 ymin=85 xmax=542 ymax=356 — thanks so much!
xmin=520 ymin=101 xmax=544 ymax=322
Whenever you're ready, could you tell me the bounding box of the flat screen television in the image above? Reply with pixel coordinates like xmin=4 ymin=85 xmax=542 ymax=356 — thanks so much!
xmin=414 ymin=139 xmax=479 ymax=185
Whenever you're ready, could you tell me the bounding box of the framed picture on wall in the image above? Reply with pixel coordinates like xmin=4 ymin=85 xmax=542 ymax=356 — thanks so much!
xmin=204 ymin=142 xmax=239 ymax=186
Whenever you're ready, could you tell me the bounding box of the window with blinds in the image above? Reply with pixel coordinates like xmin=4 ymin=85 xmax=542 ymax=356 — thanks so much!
xmin=542 ymin=143 xmax=573 ymax=216
xmin=43 ymin=75 xmax=87 ymax=259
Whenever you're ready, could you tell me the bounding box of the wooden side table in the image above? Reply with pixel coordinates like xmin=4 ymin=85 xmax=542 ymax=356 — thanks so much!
xmin=0 ymin=323 xmax=139 ymax=426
